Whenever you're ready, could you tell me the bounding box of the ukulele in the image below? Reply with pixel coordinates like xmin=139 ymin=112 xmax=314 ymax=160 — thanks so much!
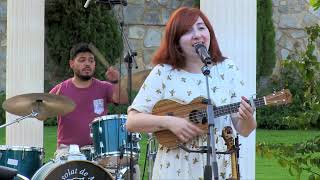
xmin=153 ymin=89 xmax=292 ymax=149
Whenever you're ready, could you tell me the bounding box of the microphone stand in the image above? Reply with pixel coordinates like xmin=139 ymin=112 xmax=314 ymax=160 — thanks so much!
xmin=201 ymin=61 xmax=219 ymax=180
xmin=108 ymin=4 xmax=138 ymax=180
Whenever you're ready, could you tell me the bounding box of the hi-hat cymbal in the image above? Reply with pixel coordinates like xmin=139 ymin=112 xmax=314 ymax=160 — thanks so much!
xmin=2 ymin=93 xmax=76 ymax=120
xmin=120 ymin=69 xmax=151 ymax=91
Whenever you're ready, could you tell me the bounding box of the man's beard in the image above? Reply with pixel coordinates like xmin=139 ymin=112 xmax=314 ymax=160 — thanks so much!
xmin=75 ymin=72 xmax=93 ymax=81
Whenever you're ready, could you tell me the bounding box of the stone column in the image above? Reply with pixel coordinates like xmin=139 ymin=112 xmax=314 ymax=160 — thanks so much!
xmin=6 ymin=0 xmax=44 ymax=147
xmin=201 ymin=0 xmax=256 ymax=179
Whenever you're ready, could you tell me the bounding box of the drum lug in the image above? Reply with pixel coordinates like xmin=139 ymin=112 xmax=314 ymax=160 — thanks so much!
xmin=132 ymin=133 xmax=142 ymax=142
xmin=90 ymin=132 xmax=93 ymax=138
xmin=22 ymin=148 xmax=25 ymax=160
xmin=40 ymin=149 xmax=45 ymax=161
xmin=99 ymin=141 xmax=104 ymax=148
xmin=99 ymin=127 xmax=103 ymax=133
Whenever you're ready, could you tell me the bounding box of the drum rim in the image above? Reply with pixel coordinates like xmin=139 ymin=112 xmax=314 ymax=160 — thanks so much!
xmin=32 ymin=160 xmax=113 ymax=180
xmin=31 ymin=160 xmax=55 ymax=180
xmin=0 ymin=145 xmax=44 ymax=151
xmin=80 ymin=145 xmax=95 ymax=151
xmin=90 ymin=114 xmax=127 ymax=124
xmin=95 ymin=151 xmax=138 ymax=159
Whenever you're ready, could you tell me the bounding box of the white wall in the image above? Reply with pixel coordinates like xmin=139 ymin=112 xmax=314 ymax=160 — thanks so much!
xmin=201 ymin=0 xmax=257 ymax=179
xmin=6 ymin=0 xmax=45 ymax=147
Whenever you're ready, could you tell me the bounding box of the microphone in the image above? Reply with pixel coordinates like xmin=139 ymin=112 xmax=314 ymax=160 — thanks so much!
xmin=84 ymin=0 xmax=93 ymax=8
xmin=194 ymin=43 xmax=212 ymax=64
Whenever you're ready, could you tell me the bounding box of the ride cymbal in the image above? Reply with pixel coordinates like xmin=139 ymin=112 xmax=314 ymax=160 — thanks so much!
xmin=2 ymin=93 xmax=76 ymax=120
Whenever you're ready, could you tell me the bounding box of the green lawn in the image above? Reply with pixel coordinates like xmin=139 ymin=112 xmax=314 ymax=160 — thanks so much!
xmin=256 ymin=129 xmax=320 ymax=180
xmin=0 ymin=127 xmax=319 ymax=179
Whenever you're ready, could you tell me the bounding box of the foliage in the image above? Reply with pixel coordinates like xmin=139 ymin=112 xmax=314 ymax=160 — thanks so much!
xmin=310 ymin=0 xmax=320 ymax=10
xmin=45 ymin=0 xmax=123 ymax=86
xmin=0 ymin=91 xmax=5 ymax=125
xmin=257 ymin=0 xmax=276 ymax=78
xmin=44 ymin=117 xmax=57 ymax=126
xmin=257 ymin=24 xmax=320 ymax=129
xmin=281 ymin=25 xmax=320 ymax=129
xmin=192 ymin=0 xmax=200 ymax=8
xmin=257 ymin=24 xmax=320 ymax=179
xmin=256 ymin=69 xmax=306 ymax=129
xmin=257 ymin=136 xmax=320 ymax=179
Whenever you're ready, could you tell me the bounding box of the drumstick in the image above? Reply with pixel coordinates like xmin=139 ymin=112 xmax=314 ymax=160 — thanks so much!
xmin=88 ymin=43 xmax=110 ymax=68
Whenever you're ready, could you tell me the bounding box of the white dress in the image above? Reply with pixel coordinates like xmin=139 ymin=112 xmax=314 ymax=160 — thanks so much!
xmin=129 ymin=59 xmax=246 ymax=180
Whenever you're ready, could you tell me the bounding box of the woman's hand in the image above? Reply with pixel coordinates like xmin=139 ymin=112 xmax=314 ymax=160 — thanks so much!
xmin=238 ymin=96 xmax=254 ymax=122
xmin=165 ymin=116 xmax=204 ymax=142
xmin=232 ymin=96 xmax=256 ymax=137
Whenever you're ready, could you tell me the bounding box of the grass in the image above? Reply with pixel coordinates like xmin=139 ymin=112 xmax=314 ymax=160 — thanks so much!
xmin=256 ymin=129 xmax=320 ymax=180
xmin=0 ymin=127 xmax=320 ymax=179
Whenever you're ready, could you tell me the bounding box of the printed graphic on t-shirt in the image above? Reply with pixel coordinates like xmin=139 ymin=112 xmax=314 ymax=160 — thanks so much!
xmin=93 ymin=99 xmax=104 ymax=115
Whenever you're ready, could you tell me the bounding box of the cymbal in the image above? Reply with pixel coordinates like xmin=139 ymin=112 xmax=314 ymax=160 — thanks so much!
xmin=2 ymin=93 xmax=76 ymax=120
xmin=120 ymin=69 xmax=151 ymax=91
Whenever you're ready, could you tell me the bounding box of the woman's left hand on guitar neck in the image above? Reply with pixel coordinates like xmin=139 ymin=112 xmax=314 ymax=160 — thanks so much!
xmin=232 ymin=96 xmax=256 ymax=137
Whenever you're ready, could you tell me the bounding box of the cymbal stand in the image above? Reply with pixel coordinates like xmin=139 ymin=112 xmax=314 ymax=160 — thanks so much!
xmin=0 ymin=111 xmax=39 ymax=129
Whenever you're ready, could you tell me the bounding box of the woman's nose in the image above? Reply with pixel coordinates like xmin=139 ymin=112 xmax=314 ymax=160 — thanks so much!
xmin=192 ymin=30 xmax=201 ymax=39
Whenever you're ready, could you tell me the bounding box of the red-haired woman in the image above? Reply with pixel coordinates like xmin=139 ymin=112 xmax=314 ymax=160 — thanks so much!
xmin=126 ymin=7 xmax=256 ymax=179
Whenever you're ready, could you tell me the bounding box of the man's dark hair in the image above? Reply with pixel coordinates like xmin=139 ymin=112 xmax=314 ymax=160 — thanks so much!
xmin=69 ymin=42 xmax=93 ymax=59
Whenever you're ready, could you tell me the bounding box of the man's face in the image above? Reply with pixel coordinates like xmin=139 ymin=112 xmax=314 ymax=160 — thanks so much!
xmin=70 ymin=52 xmax=96 ymax=81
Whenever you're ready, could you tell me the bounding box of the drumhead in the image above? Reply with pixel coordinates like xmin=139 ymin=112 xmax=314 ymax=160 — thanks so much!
xmin=32 ymin=160 xmax=113 ymax=180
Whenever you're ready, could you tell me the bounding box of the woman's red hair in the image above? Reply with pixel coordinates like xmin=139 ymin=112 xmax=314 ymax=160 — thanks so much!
xmin=152 ymin=7 xmax=225 ymax=69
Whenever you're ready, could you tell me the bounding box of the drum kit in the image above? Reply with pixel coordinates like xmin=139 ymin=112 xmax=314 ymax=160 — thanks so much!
xmin=0 ymin=92 xmax=156 ymax=180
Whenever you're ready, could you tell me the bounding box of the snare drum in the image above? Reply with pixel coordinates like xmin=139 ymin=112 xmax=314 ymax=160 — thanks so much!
xmin=90 ymin=114 xmax=141 ymax=167
xmin=0 ymin=145 xmax=44 ymax=178
xmin=31 ymin=160 xmax=113 ymax=180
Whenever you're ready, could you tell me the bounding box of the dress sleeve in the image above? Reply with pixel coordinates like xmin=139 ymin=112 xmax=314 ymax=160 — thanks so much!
xmin=128 ymin=65 xmax=167 ymax=113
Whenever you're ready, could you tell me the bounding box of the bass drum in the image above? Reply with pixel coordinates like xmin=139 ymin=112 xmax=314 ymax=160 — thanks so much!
xmin=31 ymin=160 xmax=113 ymax=180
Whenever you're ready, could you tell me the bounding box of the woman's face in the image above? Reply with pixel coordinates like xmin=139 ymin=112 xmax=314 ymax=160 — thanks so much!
xmin=179 ymin=17 xmax=211 ymax=59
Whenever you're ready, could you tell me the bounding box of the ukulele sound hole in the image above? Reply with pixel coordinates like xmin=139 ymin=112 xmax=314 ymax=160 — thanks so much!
xmin=189 ymin=110 xmax=205 ymax=124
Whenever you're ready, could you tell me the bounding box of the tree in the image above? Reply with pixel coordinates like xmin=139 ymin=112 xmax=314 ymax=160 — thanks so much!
xmin=45 ymin=0 xmax=123 ymax=87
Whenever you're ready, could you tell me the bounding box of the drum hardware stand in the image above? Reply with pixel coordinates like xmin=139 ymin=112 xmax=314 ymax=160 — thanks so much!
xmin=0 ymin=110 xmax=39 ymax=129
